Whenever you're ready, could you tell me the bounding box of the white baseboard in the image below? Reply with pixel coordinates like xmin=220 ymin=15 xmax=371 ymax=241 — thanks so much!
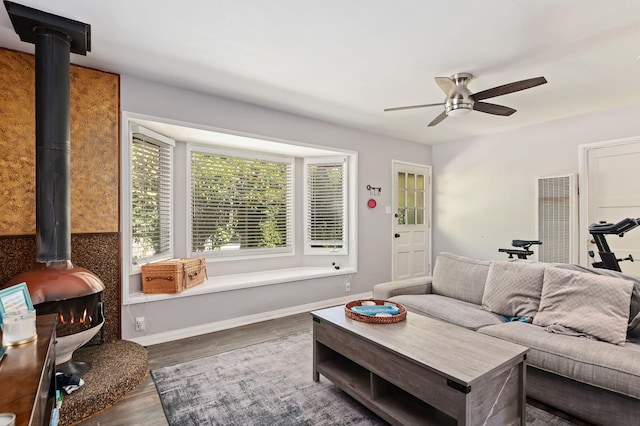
xmin=127 ymin=291 xmax=372 ymax=346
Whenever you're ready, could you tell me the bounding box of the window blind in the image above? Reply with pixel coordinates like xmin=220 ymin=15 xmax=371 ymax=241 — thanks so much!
xmin=305 ymin=158 xmax=347 ymax=252
xmin=131 ymin=133 xmax=173 ymax=264
xmin=190 ymin=150 xmax=293 ymax=254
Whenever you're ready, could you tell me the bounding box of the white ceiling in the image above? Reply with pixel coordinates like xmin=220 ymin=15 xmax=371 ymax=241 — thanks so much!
xmin=2 ymin=0 xmax=640 ymax=145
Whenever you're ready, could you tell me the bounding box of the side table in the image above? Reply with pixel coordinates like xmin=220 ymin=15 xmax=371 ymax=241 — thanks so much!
xmin=0 ymin=314 xmax=57 ymax=426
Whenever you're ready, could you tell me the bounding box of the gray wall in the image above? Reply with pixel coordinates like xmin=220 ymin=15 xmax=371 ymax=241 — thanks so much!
xmin=432 ymin=104 xmax=640 ymax=261
xmin=120 ymin=75 xmax=432 ymax=341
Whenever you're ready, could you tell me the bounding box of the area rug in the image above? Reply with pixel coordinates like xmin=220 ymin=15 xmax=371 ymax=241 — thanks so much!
xmin=151 ymin=331 xmax=576 ymax=426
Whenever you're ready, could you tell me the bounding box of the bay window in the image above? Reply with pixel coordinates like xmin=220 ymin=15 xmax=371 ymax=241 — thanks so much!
xmin=127 ymin=119 xmax=356 ymax=286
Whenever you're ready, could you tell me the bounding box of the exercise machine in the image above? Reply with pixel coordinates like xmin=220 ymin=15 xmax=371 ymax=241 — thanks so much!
xmin=588 ymin=217 xmax=640 ymax=272
xmin=499 ymin=240 xmax=542 ymax=260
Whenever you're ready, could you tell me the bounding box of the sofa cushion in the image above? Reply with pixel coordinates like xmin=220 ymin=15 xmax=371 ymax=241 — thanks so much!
xmin=389 ymin=294 xmax=504 ymax=330
xmin=478 ymin=322 xmax=640 ymax=399
xmin=553 ymin=263 xmax=640 ymax=336
xmin=481 ymin=261 xmax=546 ymax=317
xmin=431 ymin=252 xmax=490 ymax=305
xmin=629 ymin=313 xmax=640 ymax=339
xmin=372 ymin=276 xmax=433 ymax=299
xmin=533 ymin=267 xmax=633 ymax=345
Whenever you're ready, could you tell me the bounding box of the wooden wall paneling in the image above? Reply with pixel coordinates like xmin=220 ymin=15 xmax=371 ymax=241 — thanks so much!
xmin=70 ymin=63 xmax=120 ymax=233
xmin=0 ymin=48 xmax=120 ymax=235
xmin=0 ymin=48 xmax=36 ymax=235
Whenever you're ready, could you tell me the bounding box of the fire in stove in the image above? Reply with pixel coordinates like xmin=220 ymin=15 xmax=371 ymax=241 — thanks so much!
xmin=36 ymin=292 xmax=104 ymax=337
xmin=59 ymin=308 xmax=91 ymax=331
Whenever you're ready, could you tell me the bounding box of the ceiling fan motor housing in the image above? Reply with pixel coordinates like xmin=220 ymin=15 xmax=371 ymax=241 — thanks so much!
xmin=445 ymin=73 xmax=473 ymax=116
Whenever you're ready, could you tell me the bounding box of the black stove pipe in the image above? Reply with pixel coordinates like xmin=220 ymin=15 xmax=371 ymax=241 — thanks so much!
xmin=35 ymin=27 xmax=72 ymax=262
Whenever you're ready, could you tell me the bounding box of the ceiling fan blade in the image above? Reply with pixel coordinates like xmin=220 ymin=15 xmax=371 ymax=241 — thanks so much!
xmin=384 ymin=102 xmax=443 ymax=112
xmin=435 ymin=76 xmax=458 ymax=97
xmin=471 ymin=77 xmax=547 ymax=101
xmin=428 ymin=110 xmax=448 ymax=127
xmin=473 ymin=101 xmax=516 ymax=116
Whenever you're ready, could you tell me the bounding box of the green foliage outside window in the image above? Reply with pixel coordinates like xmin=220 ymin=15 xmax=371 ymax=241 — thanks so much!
xmin=131 ymin=136 xmax=171 ymax=263
xmin=191 ymin=152 xmax=291 ymax=253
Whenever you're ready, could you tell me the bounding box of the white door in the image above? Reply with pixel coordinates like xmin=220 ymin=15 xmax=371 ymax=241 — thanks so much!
xmin=392 ymin=161 xmax=432 ymax=280
xmin=584 ymin=139 xmax=640 ymax=274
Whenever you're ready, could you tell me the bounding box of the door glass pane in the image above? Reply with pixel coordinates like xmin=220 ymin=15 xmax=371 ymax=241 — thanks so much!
xmin=396 ymin=169 xmax=429 ymax=227
xmin=407 ymin=209 xmax=415 ymax=224
xmin=398 ymin=190 xmax=406 ymax=207
xmin=397 ymin=208 xmax=406 ymax=225
xmin=398 ymin=172 xmax=405 ymax=189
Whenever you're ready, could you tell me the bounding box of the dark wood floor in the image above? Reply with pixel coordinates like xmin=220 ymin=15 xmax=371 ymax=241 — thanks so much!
xmin=75 ymin=312 xmax=587 ymax=426
xmin=77 ymin=312 xmax=313 ymax=426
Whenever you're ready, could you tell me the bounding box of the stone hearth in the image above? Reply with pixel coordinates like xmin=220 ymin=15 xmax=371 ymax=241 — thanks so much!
xmin=59 ymin=340 xmax=147 ymax=426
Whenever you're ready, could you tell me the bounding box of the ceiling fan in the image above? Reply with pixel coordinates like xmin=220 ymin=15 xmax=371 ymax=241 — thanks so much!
xmin=384 ymin=73 xmax=547 ymax=127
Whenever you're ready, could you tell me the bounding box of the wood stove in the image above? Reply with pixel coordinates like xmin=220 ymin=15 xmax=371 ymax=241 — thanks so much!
xmin=2 ymin=2 xmax=104 ymax=370
xmin=8 ymin=261 xmax=105 ymax=366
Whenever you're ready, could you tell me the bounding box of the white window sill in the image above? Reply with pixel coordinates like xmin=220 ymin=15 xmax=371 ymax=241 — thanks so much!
xmin=125 ymin=266 xmax=356 ymax=305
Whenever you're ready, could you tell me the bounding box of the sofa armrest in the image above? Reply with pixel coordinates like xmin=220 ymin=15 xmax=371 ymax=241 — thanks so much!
xmin=372 ymin=276 xmax=433 ymax=299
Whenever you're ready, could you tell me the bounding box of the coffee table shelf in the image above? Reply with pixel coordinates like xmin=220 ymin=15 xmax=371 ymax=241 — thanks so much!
xmin=316 ymin=356 xmax=370 ymax=393
xmin=312 ymin=306 xmax=528 ymax=426
xmin=315 ymin=341 xmax=456 ymax=425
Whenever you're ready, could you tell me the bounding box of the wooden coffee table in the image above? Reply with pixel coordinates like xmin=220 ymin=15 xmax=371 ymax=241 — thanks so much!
xmin=312 ymin=306 xmax=528 ymax=426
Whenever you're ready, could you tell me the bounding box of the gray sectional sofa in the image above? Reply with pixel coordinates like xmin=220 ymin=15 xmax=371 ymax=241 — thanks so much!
xmin=373 ymin=252 xmax=640 ymax=426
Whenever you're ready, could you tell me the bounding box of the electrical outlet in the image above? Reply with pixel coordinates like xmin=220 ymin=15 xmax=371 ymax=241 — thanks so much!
xmin=345 ymin=281 xmax=351 ymax=292
xmin=135 ymin=317 xmax=145 ymax=331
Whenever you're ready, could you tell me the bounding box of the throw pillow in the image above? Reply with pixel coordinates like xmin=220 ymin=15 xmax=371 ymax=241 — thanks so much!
xmin=552 ymin=263 xmax=640 ymax=336
xmin=481 ymin=261 xmax=546 ymax=317
xmin=629 ymin=283 xmax=640 ymax=335
xmin=533 ymin=267 xmax=634 ymax=345
xmin=628 ymin=313 xmax=640 ymax=338
xmin=431 ymin=252 xmax=490 ymax=305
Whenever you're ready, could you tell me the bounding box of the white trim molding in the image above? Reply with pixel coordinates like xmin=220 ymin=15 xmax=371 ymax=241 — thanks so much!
xmin=127 ymin=291 xmax=370 ymax=346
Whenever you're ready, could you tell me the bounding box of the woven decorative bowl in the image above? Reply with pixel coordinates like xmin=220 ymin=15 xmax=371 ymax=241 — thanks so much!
xmin=344 ymin=299 xmax=407 ymax=324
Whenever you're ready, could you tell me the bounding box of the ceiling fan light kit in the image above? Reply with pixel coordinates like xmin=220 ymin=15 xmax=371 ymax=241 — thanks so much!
xmin=446 ymin=104 xmax=472 ymax=116
xmin=385 ymin=72 xmax=547 ymax=127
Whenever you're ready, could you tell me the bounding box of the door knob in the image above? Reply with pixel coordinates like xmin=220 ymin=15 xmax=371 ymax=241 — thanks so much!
xmin=394 ymin=233 xmax=400 ymax=238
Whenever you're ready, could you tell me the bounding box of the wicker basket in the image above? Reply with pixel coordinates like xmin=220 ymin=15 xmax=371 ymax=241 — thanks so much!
xmin=344 ymin=299 xmax=407 ymax=324
xmin=141 ymin=258 xmax=207 ymax=294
